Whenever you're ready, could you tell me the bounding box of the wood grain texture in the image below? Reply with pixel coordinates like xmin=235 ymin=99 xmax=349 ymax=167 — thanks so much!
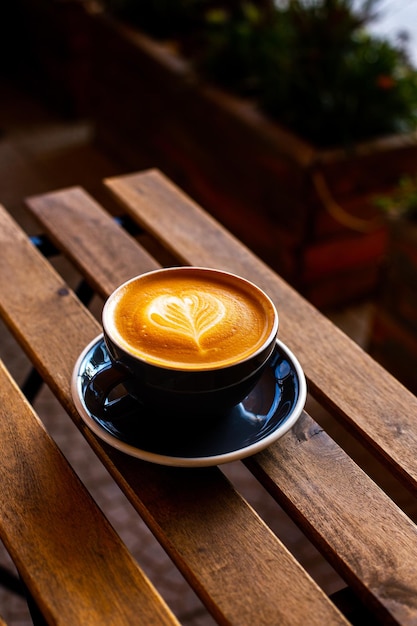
xmin=26 ymin=186 xmax=159 ymax=296
xmin=0 ymin=206 xmax=348 ymax=625
xmin=0 ymin=202 xmax=99 ymax=412
xmin=247 ymin=412 xmax=417 ymax=624
xmin=0 ymin=360 xmax=179 ymax=625
xmin=109 ymin=459 xmax=349 ymax=626
xmin=25 ymin=177 xmax=417 ymax=623
xmin=104 ymin=170 xmax=417 ymax=494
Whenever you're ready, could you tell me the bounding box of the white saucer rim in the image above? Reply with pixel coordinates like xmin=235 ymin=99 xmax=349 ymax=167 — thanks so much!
xmin=71 ymin=334 xmax=307 ymax=467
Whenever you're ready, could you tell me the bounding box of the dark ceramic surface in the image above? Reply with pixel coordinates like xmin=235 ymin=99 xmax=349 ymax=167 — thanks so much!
xmin=72 ymin=335 xmax=306 ymax=467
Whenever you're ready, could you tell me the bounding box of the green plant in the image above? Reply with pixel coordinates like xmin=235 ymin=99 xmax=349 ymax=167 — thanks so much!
xmin=374 ymin=176 xmax=417 ymax=222
xmin=256 ymin=0 xmax=417 ymax=147
xmin=184 ymin=2 xmax=275 ymax=94
xmin=101 ymin=0 xmax=417 ymax=148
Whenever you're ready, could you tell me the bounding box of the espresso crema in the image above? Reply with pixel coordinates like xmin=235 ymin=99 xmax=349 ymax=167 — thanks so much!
xmin=106 ymin=268 xmax=277 ymax=370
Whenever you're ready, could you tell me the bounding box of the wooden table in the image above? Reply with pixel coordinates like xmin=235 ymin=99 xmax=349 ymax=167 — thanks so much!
xmin=0 ymin=168 xmax=417 ymax=625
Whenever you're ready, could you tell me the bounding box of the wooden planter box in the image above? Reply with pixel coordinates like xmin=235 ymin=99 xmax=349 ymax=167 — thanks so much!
xmin=89 ymin=9 xmax=417 ymax=309
xmin=369 ymin=219 xmax=417 ymax=394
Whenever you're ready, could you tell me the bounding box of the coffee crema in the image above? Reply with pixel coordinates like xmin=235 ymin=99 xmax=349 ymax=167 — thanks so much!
xmin=105 ymin=268 xmax=277 ymax=370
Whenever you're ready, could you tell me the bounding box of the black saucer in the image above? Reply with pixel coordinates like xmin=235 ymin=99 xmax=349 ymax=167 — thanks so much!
xmin=71 ymin=335 xmax=306 ymax=467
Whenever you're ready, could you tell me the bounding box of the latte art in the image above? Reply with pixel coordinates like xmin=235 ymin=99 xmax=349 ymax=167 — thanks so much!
xmin=106 ymin=268 xmax=277 ymax=370
xmin=147 ymin=293 xmax=226 ymax=349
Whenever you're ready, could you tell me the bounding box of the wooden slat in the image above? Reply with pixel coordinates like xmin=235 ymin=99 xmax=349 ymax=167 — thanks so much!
xmin=26 ymin=180 xmax=417 ymax=623
xmin=0 ymin=206 xmax=347 ymax=626
xmin=26 ymin=186 xmax=159 ymax=295
xmin=0 ymin=359 xmax=179 ymax=625
xmin=104 ymin=169 xmax=417 ymax=493
xmin=247 ymin=413 xmax=417 ymax=624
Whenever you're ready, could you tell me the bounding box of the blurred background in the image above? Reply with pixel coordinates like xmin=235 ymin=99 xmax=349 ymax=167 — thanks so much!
xmin=0 ymin=1 xmax=417 ymax=624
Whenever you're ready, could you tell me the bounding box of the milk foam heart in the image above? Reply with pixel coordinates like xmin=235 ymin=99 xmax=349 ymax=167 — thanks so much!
xmin=147 ymin=292 xmax=226 ymax=348
xmin=105 ymin=267 xmax=278 ymax=371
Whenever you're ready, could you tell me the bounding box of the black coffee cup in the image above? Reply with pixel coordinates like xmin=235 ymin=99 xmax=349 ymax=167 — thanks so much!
xmin=91 ymin=267 xmax=278 ymax=417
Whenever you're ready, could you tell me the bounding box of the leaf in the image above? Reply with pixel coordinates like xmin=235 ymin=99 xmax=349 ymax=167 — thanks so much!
xmin=147 ymin=292 xmax=226 ymax=347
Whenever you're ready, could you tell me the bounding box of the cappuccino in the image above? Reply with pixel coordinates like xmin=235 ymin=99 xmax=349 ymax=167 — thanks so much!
xmin=105 ymin=267 xmax=277 ymax=370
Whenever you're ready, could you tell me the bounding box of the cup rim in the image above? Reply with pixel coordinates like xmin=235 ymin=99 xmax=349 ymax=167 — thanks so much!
xmin=102 ymin=266 xmax=279 ymax=372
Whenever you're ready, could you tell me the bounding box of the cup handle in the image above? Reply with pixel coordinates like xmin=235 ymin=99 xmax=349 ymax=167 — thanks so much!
xmin=84 ymin=363 xmax=136 ymax=420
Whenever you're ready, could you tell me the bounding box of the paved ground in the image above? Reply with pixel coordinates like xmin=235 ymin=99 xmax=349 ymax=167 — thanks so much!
xmin=0 ymin=77 xmax=374 ymax=624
